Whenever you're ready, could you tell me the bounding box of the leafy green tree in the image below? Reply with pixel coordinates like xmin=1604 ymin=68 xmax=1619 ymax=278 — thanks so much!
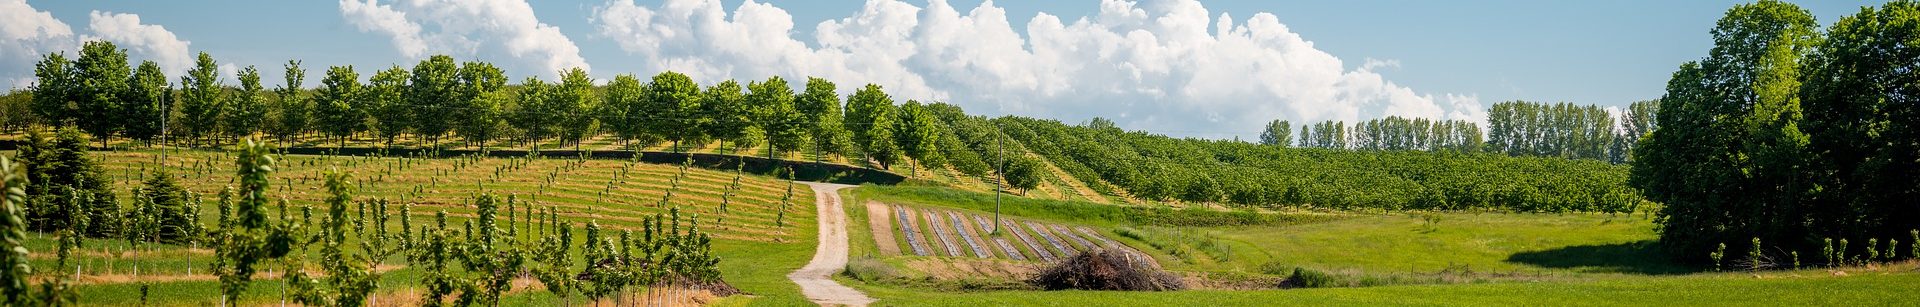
xmin=315 ymin=66 xmax=365 ymax=147
xmin=750 ymin=77 xmax=804 ymax=158
xmin=1260 ymin=119 xmax=1292 ymax=146
xmin=456 ymin=194 xmax=522 ymax=306
xmin=20 ymin=128 xmax=118 ymax=236
xmin=601 ymin=74 xmax=647 ymax=148
xmin=368 ymin=65 xmax=412 ymax=149
xmin=701 ymin=80 xmax=757 ymax=152
xmin=454 ymin=61 xmax=508 ymax=148
xmin=1800 ymin=0 xmax=1920 ymax=247
xmin=0 ymin=156 xmax=31 ymax=304
xmin=30 ymin=52 xmax=76 ymax=126
xmin=1003 ymin=156 xmax=1044 ymax=194
xmin=73 ymin=41 xmax=131 ymax=144
xmin=0 ymin=90 xmax=36 ymax=132
xmin=272 ymin=60 xmax=311 ymax=146
xmin=895 ymin=100 xmax=944 ymax=177
xmin=287 ymin=170 xmax=376 ymax=306
xmin=798 ymin=77 xmax=851 ymax=160
xmin=845 ymin=84 xmax=899 ymax=169
xmin=509 ymin=76 xmax=556 ymax=146
xmin=409 ymin=55 xmax=460 ymax=146
xmin=554 ymin=68 xmax=599 ymax=150
xmin=122 ymin=61 xmax=169 ymax=144
xmin=226 ymin=66 xmax=269 ymax=139
xmin=645 ymin=71 xmax=704 ymax=151
xmin=1632 ymin=0 xmax=1819 ymax=261
xmin=179 ymin=52 xmax=224 ymax=146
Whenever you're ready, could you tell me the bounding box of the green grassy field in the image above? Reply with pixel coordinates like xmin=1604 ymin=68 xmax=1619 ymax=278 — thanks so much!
xmin=840 ymin=185 xmax=1920 ymax=306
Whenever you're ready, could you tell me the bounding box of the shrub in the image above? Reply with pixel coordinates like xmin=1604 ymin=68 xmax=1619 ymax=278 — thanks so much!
xmin=844 ymin=256 xmax=898 ymax=282
xmin=1747 ymin=238 xmax=1763 ymax=271
xmin=1284 ymin=267 xmax=1338 ymax=289
xmin=1838 ymin=239 xmax=1850 ymax=265
xmin=1912 ymin=230 xmax=1918 ymax=259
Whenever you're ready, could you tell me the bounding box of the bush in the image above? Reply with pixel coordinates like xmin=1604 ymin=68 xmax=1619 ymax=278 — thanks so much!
xmin=844 ymin=256 xmax=898 ymax=282
xmin=1029 ymin=249 xmax=1184 ymax=291
xmin=1283 ymin=267 xmax=1338 ymax=289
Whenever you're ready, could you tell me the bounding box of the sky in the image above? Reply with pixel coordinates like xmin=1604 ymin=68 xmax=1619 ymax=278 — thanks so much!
xmin=0 ymin=0 xmax=1887 ymax=139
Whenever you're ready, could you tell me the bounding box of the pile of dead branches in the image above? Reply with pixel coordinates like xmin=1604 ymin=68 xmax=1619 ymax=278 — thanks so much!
xmin=1029 ymin=249 xmax=1184 ymax=291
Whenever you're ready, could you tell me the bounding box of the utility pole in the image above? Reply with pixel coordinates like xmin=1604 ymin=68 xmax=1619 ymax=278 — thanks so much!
xmin=993 ymin=125 xmax=1003 ymax=234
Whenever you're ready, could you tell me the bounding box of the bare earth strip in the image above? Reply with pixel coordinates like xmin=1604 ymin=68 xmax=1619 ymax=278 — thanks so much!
xmin=864 ymin=201 xmax=899 ymax=257
xmin=947 ymin=211 xmax=993 ymax=258
xmin=973 ymin=215 xmax=1028 ymax=261
xmin=1002 ymin=219 xmax=1055 ymax=261
xmin=896 ymin=205 xmax=931 ymax=256
xmin=925 ymin=210 xmax=963 ymax=257
xmin=788 ymin=182 xmax=875 ymax=306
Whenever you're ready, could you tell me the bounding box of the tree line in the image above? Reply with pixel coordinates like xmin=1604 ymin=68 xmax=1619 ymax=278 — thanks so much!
xmin=1635 ymin=0 xmax=1920 ymax=265
xmin=1265 ymin=100 xmax=1659 ymax=164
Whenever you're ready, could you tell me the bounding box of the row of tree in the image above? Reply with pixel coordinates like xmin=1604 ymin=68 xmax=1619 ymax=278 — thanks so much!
xmin=1262 ymin=100 xmax=1658 ymax=164
xmin=1002 ymin=116 xmax=1637 ymax=212
xmin=1634 ymin=0 xmax=1920 ymax=263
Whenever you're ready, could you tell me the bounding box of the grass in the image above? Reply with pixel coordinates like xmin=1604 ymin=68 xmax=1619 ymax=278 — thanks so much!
xmin=853 ymin=270 xmax=1920 ymax=306
xmin=1181 ymin=212 xmax=1689 ymax=276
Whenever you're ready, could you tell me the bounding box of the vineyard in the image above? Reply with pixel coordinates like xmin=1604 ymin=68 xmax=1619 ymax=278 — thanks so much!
xmin=0 ymin=140 xmax=822 ymax=306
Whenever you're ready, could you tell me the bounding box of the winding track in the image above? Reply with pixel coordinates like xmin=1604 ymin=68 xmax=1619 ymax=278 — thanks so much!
xmin=789 ymin=182 xmax=874 ymax=306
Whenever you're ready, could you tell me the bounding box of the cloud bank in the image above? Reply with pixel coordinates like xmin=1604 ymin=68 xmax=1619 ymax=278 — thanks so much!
xmin=0 ymin=0 xmax=191 ymax=88
xmin=593 ymin=0 xmax=1484 ymax=138
xmin=339 ymin=0 xmax=591 ymax=78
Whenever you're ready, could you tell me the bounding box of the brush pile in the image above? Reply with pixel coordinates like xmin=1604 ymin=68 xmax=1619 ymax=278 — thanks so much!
xmin=1029 ymin=249 xmax=1184 ymax=291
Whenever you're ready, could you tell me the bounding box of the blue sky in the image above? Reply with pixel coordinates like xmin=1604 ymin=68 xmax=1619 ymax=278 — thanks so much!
xmin=0 ymin=0 xmax=1887 ymax=138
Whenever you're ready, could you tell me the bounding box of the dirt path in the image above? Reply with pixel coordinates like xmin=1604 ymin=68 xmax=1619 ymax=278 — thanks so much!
xmin=789 ymin=182 xmax=875 ymax=306
xmin=865 ymin=201 xmax=900 ymax=256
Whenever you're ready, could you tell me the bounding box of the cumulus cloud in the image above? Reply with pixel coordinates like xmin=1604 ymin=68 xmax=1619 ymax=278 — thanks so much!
xmin=0 ymin=1 xmax=192 ymax=89
xmin=339 ymin=0 xmax=591 ymax=78
xmin=0 ymin=0 xmax=76 ymax=88
xmin=84 ymin=11 xmax=193 ymax=77
xmin=594 ymin=0 xmax=1483 ymax=138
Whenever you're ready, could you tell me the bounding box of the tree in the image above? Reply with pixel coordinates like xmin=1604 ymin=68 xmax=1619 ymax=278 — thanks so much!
xmin=122 ymin=61 xmax=169 ymax=144
xmin=1003 ymin=156 xmax=1043 ymax=194
xmin=74 ymin=40 xmax=131 ymax=144
xmin=20 ymin=128 xmax=119 ymax=237
xmin=845 ymin=84 xmax=899 ymax=169
xmin=30 ymin=52 xmax=76 ymax=126
xmin=601 ymin=74 xmax=647 ymax=148
xmin=0 ymin=156 xmax=30 ymax=304
xmin=895 ymin=100 xmax=944 ymax=177
xmin=227 ymin=66 xmax=269 ymax=139
xmin=1800 ymin=0 xmax=1920 ymax=252
xmin=315 ymin=66 xmax=365 ymax=147
xmin=272 ymin=60 xmax=311 ymax=146
xmin=798 ymin=77 xmax=851 ymax=160
xmin=1632 ymin=0 xmax=1819 ymax=262
xmin=644 ymin=71 xmax=703 ymax=151
xmin=1259 ymin=119 xmax=1292 ymax=146
xmin=287 ymin=170 xmax=376 ymax=307
xmin=750 ymin=76 xmax=804 ymax=158
xmin=180 ymin=52 xmax=224 ymax=146
xmin=368 ymin=65 xmax=412 ymax=149
xmin=701 ymin=80 xmax=756 ymax=153
xmin=142 ymin=170 xmax=200 ymax=244
xmin=454 ymin=61 xmax=507 ymax=148
xmin=409 ymin=55 xmax=459 ymax=146
xmin=553 ymin=68 xmax=598 ymax=150
xmin=0 ymin=90 xmax=35 ymax=132
xmin=509 ymin=76 xmax=556 ymax=147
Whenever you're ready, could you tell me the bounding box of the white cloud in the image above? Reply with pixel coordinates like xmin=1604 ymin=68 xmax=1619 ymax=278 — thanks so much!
xmin=83 ymin=11 xmax=193 ymax=77
xmin=339 ymin=0 xmax=591 ymax=78
xmin=0 ymin=0 xmax=76 ymax=88
xmin=594 ymin=0 xmax=1484 ymax=138
xmin=0 ymin=1 xmax=191 ymax=89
